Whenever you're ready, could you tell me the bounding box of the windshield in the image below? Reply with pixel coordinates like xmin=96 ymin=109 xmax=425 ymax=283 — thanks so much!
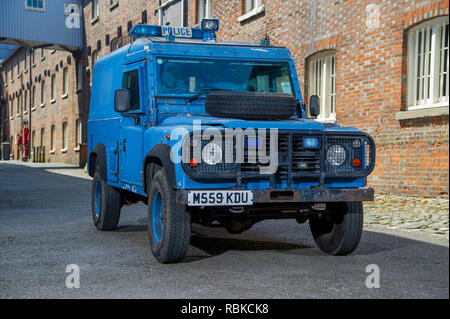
xmin=156 ymin=58 xmax=294 ymax=96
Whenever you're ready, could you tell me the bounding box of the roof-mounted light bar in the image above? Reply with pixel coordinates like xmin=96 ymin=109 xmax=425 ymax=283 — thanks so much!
xmin=130 ymin=19 xmax=220 ymax=42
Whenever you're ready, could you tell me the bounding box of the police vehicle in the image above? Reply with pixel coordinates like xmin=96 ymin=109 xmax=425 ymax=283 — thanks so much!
xmin=87 ymin=19 xmax=376 ymax=263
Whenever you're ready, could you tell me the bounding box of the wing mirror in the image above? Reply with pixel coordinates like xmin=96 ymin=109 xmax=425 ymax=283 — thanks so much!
xmin=114 ymin=89 xmax=130 ymax=113
xmin=309 ymin=95 xmax=320 ymax=118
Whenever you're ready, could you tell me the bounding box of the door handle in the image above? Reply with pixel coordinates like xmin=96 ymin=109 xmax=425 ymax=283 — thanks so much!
xmin=123 ymin=139 xmax=126 ymax=152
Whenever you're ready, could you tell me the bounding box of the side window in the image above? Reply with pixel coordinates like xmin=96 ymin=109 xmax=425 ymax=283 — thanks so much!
xmin=122 ymin=70 xmax=140 ymax=111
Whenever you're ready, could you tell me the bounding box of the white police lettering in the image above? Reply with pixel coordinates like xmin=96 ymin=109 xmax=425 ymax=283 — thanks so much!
xmin=161 ymin=26 xmax=193 ymax=38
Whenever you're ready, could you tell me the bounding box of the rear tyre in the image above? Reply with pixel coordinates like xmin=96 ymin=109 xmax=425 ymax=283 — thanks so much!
xmin=91 ymin=158 xmax=122 ymax=230
xmin=147 ymin=168 xmax=190 ymax=263
xmin=309 ymin=202 xmax=363 ymax=255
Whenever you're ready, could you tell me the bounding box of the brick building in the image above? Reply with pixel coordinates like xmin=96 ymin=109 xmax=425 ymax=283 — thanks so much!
xmin=0 ymin=0 xmax=448 ymax=196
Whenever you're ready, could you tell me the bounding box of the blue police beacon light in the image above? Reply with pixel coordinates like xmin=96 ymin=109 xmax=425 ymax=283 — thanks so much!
xmin=130 ymin=19 xmax=219 ymax=42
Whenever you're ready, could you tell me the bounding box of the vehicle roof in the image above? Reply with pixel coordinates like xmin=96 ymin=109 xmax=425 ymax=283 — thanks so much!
xmin=96 ymin=36 xmax=293 ymax=67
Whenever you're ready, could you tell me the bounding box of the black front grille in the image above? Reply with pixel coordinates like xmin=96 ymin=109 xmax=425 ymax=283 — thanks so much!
xmin=182 ymin=130 xmax=376 ymax=187
xmin=241 ymin=134 xmax=321 ymax=179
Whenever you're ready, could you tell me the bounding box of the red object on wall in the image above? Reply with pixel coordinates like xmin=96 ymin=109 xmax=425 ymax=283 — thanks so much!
xmin=22 ymin=128 xmax=30 ymax=145
xmin=17 ymin=135 xmax=23 ymax=145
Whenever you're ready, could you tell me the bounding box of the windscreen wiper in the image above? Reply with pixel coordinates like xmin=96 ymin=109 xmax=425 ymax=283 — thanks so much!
xmin=186 ymin=87 xmax=231 ymax=104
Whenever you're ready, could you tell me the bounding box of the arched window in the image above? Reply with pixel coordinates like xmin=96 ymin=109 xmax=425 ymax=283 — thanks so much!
xmin=75 ymin=118 xmax=82 ymax=146
xmin=92 ymin=0 xmax=99 ymax=20
xmin=17 ymin=94 xmax=21 ymax=115
xmin=307 ymin=50 xmax=336 ymax=121
xmin=24 ymin=91 xmax=28 ymax=114
xmin=407 ymin=16 xmax=449 ymax=109
xmin=63 ymin=67 xmax=69 ymax=95
xmin=76 ymin=59 xmax=83 ymax=91
xmin=110 ymin=38 xmax=121 ymax=52
xmin=62 ymin=122 xmax=68 ymax=150
xmin=51 ymin=74 xmax=56 ymax=100
xmin=40 ymin=127 xmax=45 ymax=147
xmin=50 ymin=125 xmax=55 ymax=151
xmin=32 ymin=85 xmax=36 ymax=109
xmin=40 ymin=80 xmax=46 ymax=105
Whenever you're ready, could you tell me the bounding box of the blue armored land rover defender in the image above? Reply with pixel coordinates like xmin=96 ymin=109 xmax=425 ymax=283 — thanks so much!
xmin=87 ymin=19 xmax=376 ymax=263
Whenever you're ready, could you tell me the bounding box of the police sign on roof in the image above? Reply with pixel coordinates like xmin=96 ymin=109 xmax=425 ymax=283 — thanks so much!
xmin=161 ymin=26 xmax=193 ymax=38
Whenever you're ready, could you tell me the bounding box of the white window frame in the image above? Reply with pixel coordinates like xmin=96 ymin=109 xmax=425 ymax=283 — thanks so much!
xmin=407 ymin=16 xmax=449 ymax=110
xmin=159 ymin=0 xmax=185 ymax=27
xmin=25 ymin=0 xmax=46 ymax=12
xmin=197 ymin=0 xmax=211 ymax=23
xmin=92 ymin=0 xmax=99 ymax=20
xmin=245 ymin=0 xmax=263 ymax=13
xmin=307 ymin=50 xmax=337 ymax=122
xmin=238 ymin=0 xmax=264 ymax=22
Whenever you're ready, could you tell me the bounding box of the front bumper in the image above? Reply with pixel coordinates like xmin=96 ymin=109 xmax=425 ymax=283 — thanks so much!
xmin=176 ymin=187 xmax=374 ymax=205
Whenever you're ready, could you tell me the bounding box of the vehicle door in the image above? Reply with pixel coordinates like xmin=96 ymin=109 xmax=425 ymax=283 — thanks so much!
xmin=118 ymin=61 xmax=146 ymax=187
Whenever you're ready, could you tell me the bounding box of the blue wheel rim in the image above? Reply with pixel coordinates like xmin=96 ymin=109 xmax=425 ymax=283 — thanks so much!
xmin=152 ymin=190 xmax=163 ymax=243
xmin=94 ymin=179 xmax=101 ymax=218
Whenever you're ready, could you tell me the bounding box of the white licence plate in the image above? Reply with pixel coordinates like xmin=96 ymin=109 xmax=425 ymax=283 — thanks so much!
xmin=188 ymin=191 xmax=253 ymax=206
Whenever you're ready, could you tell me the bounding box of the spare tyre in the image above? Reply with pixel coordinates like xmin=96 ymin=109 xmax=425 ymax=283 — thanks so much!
xmin=205 ymin=91 xmax=297 ymax=120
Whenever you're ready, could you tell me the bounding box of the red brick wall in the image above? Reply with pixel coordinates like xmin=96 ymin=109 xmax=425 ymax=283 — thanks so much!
xmin=1 ymin=48 xmax=86 ymax=166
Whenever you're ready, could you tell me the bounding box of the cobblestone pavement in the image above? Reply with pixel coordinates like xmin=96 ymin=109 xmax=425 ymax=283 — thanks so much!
xmin=364 ymin=195 xmax=449 ymax=237
xmin=3 ymin=160 xmax=449 ymax=237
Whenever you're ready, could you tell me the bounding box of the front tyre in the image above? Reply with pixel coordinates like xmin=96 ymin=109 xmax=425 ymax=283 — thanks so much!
xmin=91 ymin=159 xmax=122 ymax=230
xmin=309 ymin=202 xmax=363 ymax=255
xmin=147 ymin=168 xmax=190 ymax=263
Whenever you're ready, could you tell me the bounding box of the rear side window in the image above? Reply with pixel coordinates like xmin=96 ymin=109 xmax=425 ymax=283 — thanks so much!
xmin=122 ymin=70 xmax=140 ymax=111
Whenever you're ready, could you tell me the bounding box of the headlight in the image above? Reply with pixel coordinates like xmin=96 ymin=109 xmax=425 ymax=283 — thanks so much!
xmin=202 ymin=142 xmax=222 ymax=165
xmin=327 ymin=145 xmax=346 ymax=166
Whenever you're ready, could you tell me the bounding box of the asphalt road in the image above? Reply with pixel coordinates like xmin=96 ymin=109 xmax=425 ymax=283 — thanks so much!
xmin=0 ymin=162 xmax=448 ymax=298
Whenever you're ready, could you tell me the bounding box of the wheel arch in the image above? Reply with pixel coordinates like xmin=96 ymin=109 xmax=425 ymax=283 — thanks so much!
xmin=88 ymin=143 xmax=107 ymax=180
xmin=143 ymin=144 xmax=177 ymax=193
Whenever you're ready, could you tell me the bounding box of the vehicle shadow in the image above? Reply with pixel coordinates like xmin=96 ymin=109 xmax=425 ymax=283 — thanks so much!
xmin=189 ymin=232 xmax=310 ymax=255
xmin=115 ymin=224 xmax=148 ymax=232
xmin=111 ymin=217 xmax=449 ymax=263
